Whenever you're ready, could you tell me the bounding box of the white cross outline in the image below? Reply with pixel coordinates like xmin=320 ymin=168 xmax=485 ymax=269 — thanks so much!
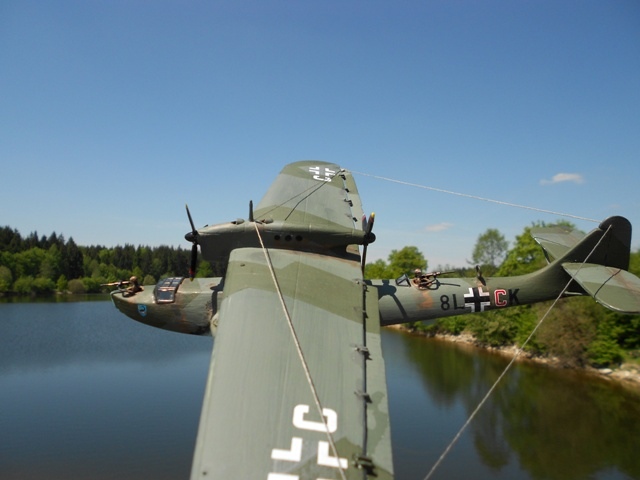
xmin=463 ymin=286 xmax=491 ymax=312
xmin=308 ymin=166 xmax=336 ymax=182
xmin=317 ymin=441 xmax=349 ymax=469
xmin=269 ymin=404 xmax=348 ymax=479
xmin=292 ymin=404 xmax=338 ymax=433
xmin=271 ymin=437 xmax=303 ymax=462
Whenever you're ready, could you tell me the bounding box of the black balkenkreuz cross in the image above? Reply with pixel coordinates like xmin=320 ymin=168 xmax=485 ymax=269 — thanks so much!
xmin=464 ymin=287 xmax=491 ymax=312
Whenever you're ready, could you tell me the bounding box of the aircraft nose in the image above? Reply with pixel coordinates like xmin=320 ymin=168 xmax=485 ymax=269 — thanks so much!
xmin=110 ymin=291 xmax=133 ymax=319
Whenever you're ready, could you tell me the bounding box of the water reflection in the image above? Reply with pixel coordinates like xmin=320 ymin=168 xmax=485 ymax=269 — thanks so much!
xmin=385 ymin=329 xmax=640 ymax=480
xmin=0 ymin=300 xmax=211 ymax=480
xmin=0 ymin=298 xmax=211 ymax=372
xmin=1 ymin=301 xmax=639 ymax=479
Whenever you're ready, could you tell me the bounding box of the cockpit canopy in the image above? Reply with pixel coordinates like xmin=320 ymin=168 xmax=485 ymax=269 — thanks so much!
xmin=154 ymin=277 xmax=185 ymax=304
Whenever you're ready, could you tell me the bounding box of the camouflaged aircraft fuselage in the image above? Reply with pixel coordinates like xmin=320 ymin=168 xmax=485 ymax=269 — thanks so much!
xmin=109 ymin=161 xmax=640 ymax=480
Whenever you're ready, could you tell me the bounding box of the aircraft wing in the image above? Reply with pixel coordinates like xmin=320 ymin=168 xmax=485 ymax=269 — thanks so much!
xmin=253 ymin=161 xmax=366 ymax=232
xmin=190 ymin=247 xmax=393 ymax=479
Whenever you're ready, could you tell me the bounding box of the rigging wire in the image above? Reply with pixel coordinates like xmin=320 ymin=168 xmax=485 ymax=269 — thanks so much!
xmin=255 ymin=167 xmax=344 ymax=222
xmin=423 ymin=224 xmax=613 ymax=480
xmin=253 ymin=222 xmax=349 ymax=480
xmin=249 ymin=164 xmax=605 ymax=480
xmin=351 ymin=170 xmax=599 ymax=223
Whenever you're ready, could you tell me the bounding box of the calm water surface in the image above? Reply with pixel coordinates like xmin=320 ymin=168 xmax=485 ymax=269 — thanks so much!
xmin=1 ymin=299 xmax=639 ymax=479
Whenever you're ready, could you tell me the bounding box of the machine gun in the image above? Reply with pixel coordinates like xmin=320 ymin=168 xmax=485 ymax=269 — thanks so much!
xmin=414 ymin=270 xmax=457 ymax=288
xmin=100 ymin=280 xmax=131 ymax=288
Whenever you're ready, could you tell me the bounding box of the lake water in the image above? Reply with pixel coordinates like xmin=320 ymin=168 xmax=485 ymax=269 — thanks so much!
xmin=1 ymin=298 xmax=639 ymax=480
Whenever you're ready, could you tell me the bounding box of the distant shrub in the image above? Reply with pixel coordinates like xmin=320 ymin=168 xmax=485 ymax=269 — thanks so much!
xmin=68 ymin=279 xmax=86 ymax=294
xmin=467 ymin=310 xmax=519 ymax=347
xmin=0 ymin=266 xmax=12 ymax=293
xmin=82 ymin=277 xmax=102 ymax=293
xmin=13 ymin=276 xmax=34 ymax=294
xmin=588 ymin=337 xmax=624 ymax=368
xmin=56 ymin=275 xmax=68 ymax=292
xmin=32 ymin=277 xmax=55 ymax=294
xmin=435 ymin=316 xmax=468 ymax=335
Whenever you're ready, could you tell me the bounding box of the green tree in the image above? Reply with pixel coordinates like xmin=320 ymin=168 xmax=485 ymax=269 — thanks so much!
xmin=613 ymin=250 xmax=640 ymax=349
xmin=497 ymin=223 xmax=548 ymax=276
xmin=136 ymin=246 xmax=153 ymax=274
xmin=56 ymin=274 xmax=68 ymax=292
xmin=98 ymin=248 xmax=113 ymax=265
xmin=32 ymin=277 xmax=55 ymax=294
xmin=587 ymin=336 xmax=624 ymax=367
xmin=467 ymin=309 xmax=520 ymax=347
xmin=40 ymin=244 xmax=62 ymax=280
xmin=196 ymin=261 xmax=214 ymax=278
xmin=364 ymin=246 xmax=427 ymax=279
xmin=68 ymin=278 xmax=86 ymax=294
xmin=0 ymin=251 xmax=17 ymax=276
xmin=62 ymin=237 xmax=84 ymax=279
xmin=387 ymin=246 xmax=427 ymax=278
xmin=0 ymin=265 xmax=13 ymax=293
xmin=534 ymin=298 xmax=599 ymax=367
xmin=0 ymin=226 xmax=23 ymax=252
xmin=13 ymin=276 xmax=35 ymax=294
xmin=364 ymin=259 xmax=391 ymax=279
xmin=15 ymin=248 xmax=46 ymax=278
xmin=150 ymin=257 xmax=165 ymax=280
xmin=470 ymin=228 xmax=508 ymax=274
xmin=82 ymin=277 xmax=102 ymax=293
xmin=132 ymin=266 xmax=144 ymax=281
xmin=0 ymin=226 xmax=217 ymax=295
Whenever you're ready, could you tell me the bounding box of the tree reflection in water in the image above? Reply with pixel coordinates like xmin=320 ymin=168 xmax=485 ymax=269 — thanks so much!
xmin=390 ymin=328 xmax=640 ymax=480
xmin=1 ymin=301 xmax=639 ymax=480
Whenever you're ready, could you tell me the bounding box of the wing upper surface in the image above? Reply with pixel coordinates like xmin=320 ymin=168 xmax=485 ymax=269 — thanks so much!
xmin=191 ymin=247 xmax=393 ymax=480
xmin=254 ymin=161 xmax=365 ymax=232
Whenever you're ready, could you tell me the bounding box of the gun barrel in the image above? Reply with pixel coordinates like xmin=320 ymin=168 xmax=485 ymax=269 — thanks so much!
xmin=100 ymin=280 xmax=131 ymax=287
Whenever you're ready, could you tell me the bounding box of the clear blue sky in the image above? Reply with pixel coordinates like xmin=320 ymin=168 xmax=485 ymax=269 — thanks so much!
xmin=2 ymin=1 xmax=639 ymax=268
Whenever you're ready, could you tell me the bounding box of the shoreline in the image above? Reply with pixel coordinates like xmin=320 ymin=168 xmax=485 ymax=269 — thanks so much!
xmin=388 ymin=324 xmax=640 ymax=391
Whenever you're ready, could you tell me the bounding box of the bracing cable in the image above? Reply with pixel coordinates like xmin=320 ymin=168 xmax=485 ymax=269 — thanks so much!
xmin=253 ymin=222 xmax=348 ymax=480
xmin=423 ymin=224 xmax=613 ymax=480
xmin=351 ymin=170 xmax=599 ymax=223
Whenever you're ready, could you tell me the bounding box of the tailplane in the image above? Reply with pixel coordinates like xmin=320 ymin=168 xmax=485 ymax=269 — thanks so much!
xmin=534 ymin=216 xmax=640 ymax=313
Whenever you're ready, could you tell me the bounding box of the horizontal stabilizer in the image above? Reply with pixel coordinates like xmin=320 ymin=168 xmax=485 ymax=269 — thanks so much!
xmin=562 ymin=263 xmax=640 ymax=314
xmin=531 ymin=225 xmax=585 ymax=261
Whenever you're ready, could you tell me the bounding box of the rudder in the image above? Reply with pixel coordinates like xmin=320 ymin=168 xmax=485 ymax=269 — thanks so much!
xmin=556 ymin=216 xmax=631 ymax=270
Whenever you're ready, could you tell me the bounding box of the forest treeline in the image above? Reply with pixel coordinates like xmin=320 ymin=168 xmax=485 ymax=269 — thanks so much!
xmin=2 ymin=223 xmax=640 ymax=368
xmin=0 ymin=226 xmax=208 ymax=295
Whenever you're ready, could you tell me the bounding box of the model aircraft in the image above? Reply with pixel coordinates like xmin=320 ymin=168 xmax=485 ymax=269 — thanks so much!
xmin=110 ymin=160 xmax=640 ymax=480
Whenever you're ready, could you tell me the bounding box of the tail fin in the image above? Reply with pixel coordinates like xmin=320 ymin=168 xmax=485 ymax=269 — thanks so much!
xmin=568 ymin=216 xmax=631 ymax=270
xmin=534 ymin=216 xmax=640 ymax=313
